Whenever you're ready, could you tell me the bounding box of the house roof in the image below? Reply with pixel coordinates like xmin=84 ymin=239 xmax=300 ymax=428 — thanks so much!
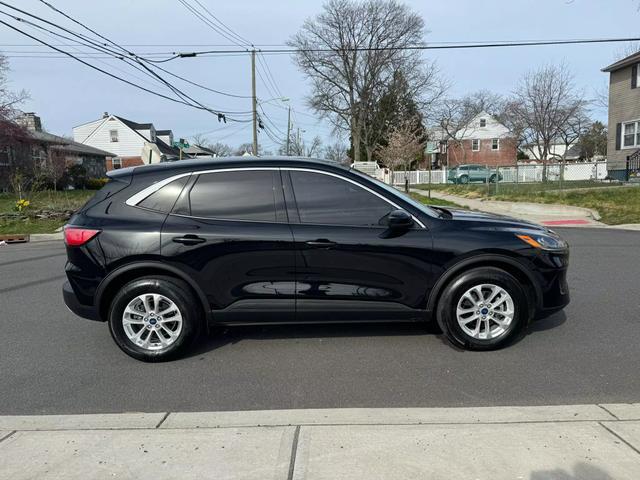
xmin=30 ymin=130 xmax=115 ymax=156
xmin=183 ymin=145 xmax=216 ymax=155
xmin=156 ymin=137 xmax=182 ymax=158
xmin=602 ymin=51 xmax=640 ymax=72
xmin=115 ymin=116 xmax=153 ymax=131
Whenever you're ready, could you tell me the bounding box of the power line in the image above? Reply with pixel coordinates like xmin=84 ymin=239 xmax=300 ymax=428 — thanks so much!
xmin=0 ymin=2 xmax=252 ymax=118
xmin=155 ymin=36 xmax=640 ymax=59
xmin=191 ymin=0 xmax=252 ymax=47
xmin=0 ymin=18 xmax=251 ymax=121
xmin=176 ymin=0 xmax=249 ymax=48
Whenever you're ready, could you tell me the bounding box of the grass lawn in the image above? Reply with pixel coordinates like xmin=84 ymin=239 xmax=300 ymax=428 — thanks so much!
xmin=408 ymin=192 xmax=462 ymax=208
xmin=0 ymin=190 xmax=95 ymax=235
xmin=413 ymin=182 xmax=640 ymax=225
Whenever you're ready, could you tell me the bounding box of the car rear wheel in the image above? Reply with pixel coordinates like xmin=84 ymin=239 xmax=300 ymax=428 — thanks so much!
xmin=489 ymin=174 xmax=498 ymax=183
xmin=436 ymin=267 xmax=528 ymax=350
xmin=108 ymin=276 xmax=201 ymax=361
xmin=458 ymin=175 xmax=469 ymax=184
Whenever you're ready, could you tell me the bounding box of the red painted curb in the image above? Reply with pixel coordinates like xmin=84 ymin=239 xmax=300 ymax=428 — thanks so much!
xmin=542 ymin=219 xmax=591 ymax=226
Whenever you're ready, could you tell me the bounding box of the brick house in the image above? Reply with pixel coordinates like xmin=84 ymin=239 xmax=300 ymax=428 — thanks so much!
xmin=0 ymin=113 xmax=113 ymax=191
xmin=434 ymin=112 xmax=518 ymax=168
xmin=73 ymin=113 xmax=182 ymax=170
xmin=602 ymin=51 xmax=640 ymax=178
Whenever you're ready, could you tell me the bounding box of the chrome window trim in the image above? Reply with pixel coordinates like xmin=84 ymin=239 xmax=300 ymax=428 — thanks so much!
xmin=125 ymin=166 xmax=425 ymax=228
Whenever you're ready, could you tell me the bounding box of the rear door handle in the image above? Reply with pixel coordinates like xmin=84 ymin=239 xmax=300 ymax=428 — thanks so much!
xmin=305 ymin=239 xmax=337 ymax=247
xmin=172 ymin=235 xmax=206 ymax=245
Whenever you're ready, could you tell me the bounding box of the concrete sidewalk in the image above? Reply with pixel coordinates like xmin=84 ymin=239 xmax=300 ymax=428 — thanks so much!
xmin=1 ymin=404 xmax=640 ymax=479
xmin=412 ymin=188 xmax=605 ymax=228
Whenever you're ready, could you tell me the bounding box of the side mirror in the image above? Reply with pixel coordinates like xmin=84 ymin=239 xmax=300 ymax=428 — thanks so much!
xmin=387 ymin=209 xmax=413 ymax=231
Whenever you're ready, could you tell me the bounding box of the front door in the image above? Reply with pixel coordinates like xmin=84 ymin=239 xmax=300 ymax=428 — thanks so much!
xmin=161 ymin=168 xmax=296 ymax=323
xmin=284 ymin=169 xmax=434 ymax=322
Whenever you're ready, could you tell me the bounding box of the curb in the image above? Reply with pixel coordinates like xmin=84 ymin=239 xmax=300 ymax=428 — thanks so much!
xmin=1 ymin=404 xmax=638 ymax=431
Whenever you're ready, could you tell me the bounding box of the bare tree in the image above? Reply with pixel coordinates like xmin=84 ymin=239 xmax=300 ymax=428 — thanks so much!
xmin=209 ymin=142 xmax=232 ymax=157
xmin=0 ymin=55 xmax=28 ymax=122
xmin=190 ymin=133 xmax=210 ymax=148
xmin=289 ymin=0 xmax=431 ymax=163
xmin=505 ymin=64 xmax=587 ymax=179
xmin=324 ymin=141 xmax=350 ymax=165
xmin=376 ymin=118 xmax=425 ymax=191
xmin=280 ymin=131 xmax=323 ymax=157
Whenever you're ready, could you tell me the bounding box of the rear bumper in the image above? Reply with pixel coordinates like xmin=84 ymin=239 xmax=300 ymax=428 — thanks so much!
xmin=63 ymin=281 xmax=99 ymax=321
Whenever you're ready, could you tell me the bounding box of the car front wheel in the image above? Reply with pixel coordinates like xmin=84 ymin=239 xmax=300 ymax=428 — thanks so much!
xmin=436 ymin=267 xmax=528 ymax=350
xmin=458 ymin=175 xmax=469 ymax=184
xmin=108 ymin=276 xmax=201 ymax=361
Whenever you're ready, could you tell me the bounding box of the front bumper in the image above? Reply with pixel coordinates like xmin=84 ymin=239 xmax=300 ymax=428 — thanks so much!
xmin=63 ymin=281 xmax=99 ymax=321
xmin=532 ymin=250 xmax=570 ymax=319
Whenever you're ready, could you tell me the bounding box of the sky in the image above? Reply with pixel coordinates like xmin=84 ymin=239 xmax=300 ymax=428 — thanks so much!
xmin=0 ymin=0 xmax=637 ymax=152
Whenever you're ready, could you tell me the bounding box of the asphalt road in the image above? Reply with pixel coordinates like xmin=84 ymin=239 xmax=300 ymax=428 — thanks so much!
xmin=0 ymin=228 xmax=639 ymax=415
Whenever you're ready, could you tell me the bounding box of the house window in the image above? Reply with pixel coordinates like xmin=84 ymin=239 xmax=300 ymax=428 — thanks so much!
xmin=491 ymin=138 xmax=500 ymax=151
xmin=110 ymin=129 xmax=119 ymax=142
xmin=471 ymin=139 xmax=480 ymax=151
xmin=112 ymin=158 xmax=122 ymax=169
xmin=31 ymin=146 xmax=46 ymax=165
xmin=622 ymin=121 xmax=640 ymax=148
xmin=0 ymin=146 xmax=11 ymax=166
xmin=479 ymin=118 xmax=487 ymax=127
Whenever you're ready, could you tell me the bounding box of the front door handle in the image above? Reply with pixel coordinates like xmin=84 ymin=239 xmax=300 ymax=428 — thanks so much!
xmin=305 ymin=239 xmax=337 ymax=247
xmin=172 ymin=235 xmax=206 ymax=246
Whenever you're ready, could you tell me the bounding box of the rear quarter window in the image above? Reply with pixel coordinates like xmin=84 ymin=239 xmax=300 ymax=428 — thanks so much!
xmin=137 ymin=176 xmax=189 ymax=213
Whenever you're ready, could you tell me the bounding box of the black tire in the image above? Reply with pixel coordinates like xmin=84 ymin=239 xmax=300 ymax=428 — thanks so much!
xmin=436 ymin=267 xmax=528 ymax=351
xmin=108 ymin=276 xmax=202 ymax=362
xmin=459 ymin=175 xmax=469 ymax=184
xmin=489 ymin=174 xmax=498 ymax=183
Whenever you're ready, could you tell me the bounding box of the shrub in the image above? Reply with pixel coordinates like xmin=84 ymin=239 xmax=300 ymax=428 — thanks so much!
xmin=85 ymin=177 xmax=109 ymax=190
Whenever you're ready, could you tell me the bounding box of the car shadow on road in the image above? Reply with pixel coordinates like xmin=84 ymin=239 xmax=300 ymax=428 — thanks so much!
xmin=183 ymin=321 xmax=439 ymax=358
xmin=183 ymin=312 xmax=567 ymax=358
xmin=528 ymin=311 xmax=567 ymax=334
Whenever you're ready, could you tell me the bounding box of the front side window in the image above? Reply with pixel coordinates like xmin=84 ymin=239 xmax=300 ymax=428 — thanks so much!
xmin=110 ymin=129 xmax=119 ymax=142
xmin=479 ymin=118 xmax=487 ymax=127
xmin=290 ymin=170 xmax=393 ymax=227
xmin=188 ymin=170 xmax=277 ymax=222
xmin=492 ymin=138 xmax=500 ymax=150
xmin=112 ymin=158 xmax=122 ymax=169
xmin=471 ymin=139 xmax=480 ymax=151
xmin=623 ymin=121 xmax=640 ymax=148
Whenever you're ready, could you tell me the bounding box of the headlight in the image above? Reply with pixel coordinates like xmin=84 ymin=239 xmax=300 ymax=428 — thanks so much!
xmin=516 ymin=233 xmax=567 ymax=250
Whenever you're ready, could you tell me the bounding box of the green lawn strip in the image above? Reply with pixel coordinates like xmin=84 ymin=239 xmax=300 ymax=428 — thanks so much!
xmin=0 ymin=190 xmax=95 ymax=234
xmin=414 ymin=182 xmax=640 ymax=225
xmin=408 ymin=192 xmax=462 ymax=208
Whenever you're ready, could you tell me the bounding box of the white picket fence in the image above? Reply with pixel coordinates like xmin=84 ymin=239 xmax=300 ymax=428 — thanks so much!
xmin=388 ymin=161 xmax=609 ymax=185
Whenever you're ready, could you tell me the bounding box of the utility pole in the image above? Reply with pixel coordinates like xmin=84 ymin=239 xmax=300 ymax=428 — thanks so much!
xmin=251 ymin=49 xmax=258 ymax=156
xmin=286 ymin=105 xmax=291 ymax=155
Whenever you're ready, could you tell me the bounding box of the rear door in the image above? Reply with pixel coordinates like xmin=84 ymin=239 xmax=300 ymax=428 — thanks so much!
xmin=160 ymin=168 xmax=296 ymax=323
xmin=283 ymin=168 xmax=434 ymax=322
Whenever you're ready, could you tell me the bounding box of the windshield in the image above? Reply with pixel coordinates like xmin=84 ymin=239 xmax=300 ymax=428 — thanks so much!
xmin=348 ymin=169 xmax=440 ymax=218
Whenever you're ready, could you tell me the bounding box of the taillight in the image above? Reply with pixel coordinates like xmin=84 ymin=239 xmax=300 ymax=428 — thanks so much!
xmin=64 ymin=226 xmax=101 ymax=246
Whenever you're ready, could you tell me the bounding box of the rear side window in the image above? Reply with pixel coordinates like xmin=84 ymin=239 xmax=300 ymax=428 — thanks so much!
xmin=188 ymin=170 xmax=277 ymax=222
xmin=138 ymin=176 xmax=189 ymax=213
xmin=289 ymin=170 xmax=393 ymax=226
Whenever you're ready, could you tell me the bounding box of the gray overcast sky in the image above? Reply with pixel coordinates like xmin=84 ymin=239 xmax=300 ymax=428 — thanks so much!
xmin=0 ymin=0 xmax=636 ymax=151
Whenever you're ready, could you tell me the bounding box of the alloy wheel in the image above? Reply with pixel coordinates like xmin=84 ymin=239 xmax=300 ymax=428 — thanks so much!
xmin=122 ymin=293 xmax=183 ymax=350
xmin=455 ymin=284 xmax=514 ymax=340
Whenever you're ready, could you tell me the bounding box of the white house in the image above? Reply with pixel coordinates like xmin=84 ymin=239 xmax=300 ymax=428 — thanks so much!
xmin=73 ymin=113 xmax=181 ymax=170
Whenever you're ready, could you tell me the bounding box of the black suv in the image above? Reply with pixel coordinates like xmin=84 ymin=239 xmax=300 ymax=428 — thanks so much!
xmin=63 ymin=157 xmax=569 ymax=361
